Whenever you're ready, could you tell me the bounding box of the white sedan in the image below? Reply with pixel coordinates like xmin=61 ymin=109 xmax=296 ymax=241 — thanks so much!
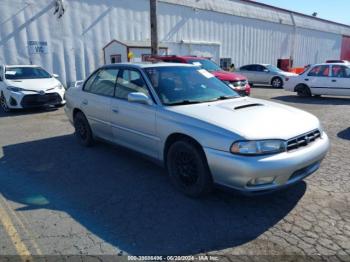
xmin=0 ymin=65 xmax=66 ymax=112
xmin=284 ymin=63 xmax=350 ymax=97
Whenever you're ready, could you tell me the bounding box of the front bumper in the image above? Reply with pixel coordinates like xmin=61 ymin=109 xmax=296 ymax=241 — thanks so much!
xmin=204 ymin=132 xmax=329 ymax=193
xmin=5 ymin=90 xmax=65 ymax=109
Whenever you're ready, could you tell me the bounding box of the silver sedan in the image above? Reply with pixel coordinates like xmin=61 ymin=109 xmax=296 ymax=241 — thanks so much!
xmin=65 ymin=63 xmax=329 ymax=197
xmin=237 ymin=64 xmax=297 ymax=88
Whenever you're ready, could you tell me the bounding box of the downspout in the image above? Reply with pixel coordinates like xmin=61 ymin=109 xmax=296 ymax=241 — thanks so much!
xmin=290 ymin=12 xmax=297 ymax=69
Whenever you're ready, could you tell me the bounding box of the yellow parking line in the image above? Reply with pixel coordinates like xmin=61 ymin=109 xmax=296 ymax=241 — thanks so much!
xmin=0 ymin=194 xmax=31 ymax=256
xmin=0 ymin=195 xmax=42 ymax=255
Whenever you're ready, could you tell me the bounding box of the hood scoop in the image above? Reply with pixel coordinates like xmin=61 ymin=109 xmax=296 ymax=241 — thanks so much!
xmin=234 ymin=103 xmax=263 ymax=110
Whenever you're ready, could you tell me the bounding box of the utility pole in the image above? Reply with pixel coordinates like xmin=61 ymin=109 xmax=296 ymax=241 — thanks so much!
xmin=150 ymin=0 xmax=158 ymax=55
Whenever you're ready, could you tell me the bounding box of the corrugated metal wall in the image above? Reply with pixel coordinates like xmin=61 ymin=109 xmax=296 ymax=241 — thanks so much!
xmin=0 ymin=0 xmax=345 ymax=85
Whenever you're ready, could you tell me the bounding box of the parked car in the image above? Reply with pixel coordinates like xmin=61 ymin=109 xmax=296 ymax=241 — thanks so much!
xmin=154 ymin=55 xmax=250 ymax=96
xmin=237 ymin=64 xmax=297 ymax=88
xmin=284 ymin=63 xmax=350 ymax=97
xmin=65 ymin=63 xmax=329 ymax=197
xmin=0 ymin=65 xmax=65 ymax=112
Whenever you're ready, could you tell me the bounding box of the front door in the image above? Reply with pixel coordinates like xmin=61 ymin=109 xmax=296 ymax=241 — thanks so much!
xmin=110 ymin=68 xmax=159 ymax=158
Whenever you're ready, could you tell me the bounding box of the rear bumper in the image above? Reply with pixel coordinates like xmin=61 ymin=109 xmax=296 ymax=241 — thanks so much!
xmin=204 ymin=132 xmax=329 ymax=193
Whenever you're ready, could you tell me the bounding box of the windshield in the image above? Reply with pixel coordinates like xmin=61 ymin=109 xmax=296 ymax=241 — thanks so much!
xmin=187 ymin=59 xmax=221 ymax=72
xmin=266 ymin=65 xmax=284 ymax=73
xmin=144 ymin=66 xmax=239 ymax=106
xmin=5 ymin=67 xmax=52 ymax=80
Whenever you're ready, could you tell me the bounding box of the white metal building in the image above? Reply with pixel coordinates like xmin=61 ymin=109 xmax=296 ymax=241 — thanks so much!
xmin=1 ymin=0 xmax=350 ymax=85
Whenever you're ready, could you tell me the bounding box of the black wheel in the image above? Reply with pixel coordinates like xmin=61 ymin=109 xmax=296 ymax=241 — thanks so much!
xmin=166 ymin=139 xmax=213 ymax=197
xmin=0 ymin=93 xmax=11 ymax=112
xmin=271 ymin=77 xmax=283 ymax=88
xmin=73 ymin=112 xmax=94 ymax=147
xmin=296 ymin=84 xmax=312 ymax=97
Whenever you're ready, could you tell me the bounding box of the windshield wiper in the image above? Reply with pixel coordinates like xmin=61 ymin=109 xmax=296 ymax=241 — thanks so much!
xmin=206 ymin=95 xmax=239 ymax=102
xmin=164 ymin=100 xmax=202 ymax=106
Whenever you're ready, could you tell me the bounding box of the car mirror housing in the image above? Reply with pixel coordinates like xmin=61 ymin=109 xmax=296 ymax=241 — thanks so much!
xmin=127 ymin=92 xmax=152 ymax=105
xmin=52 ymin=74 xmax=59 ymax=78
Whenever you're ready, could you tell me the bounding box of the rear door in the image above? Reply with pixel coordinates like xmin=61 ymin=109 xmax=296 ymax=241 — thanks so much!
xmin=330 ymin=65 xmax=350 ymax=96
xmin=80 ymin=68 xmax=119 ymax=141
xmin=305 ymin=65 xmax=331 ymax=95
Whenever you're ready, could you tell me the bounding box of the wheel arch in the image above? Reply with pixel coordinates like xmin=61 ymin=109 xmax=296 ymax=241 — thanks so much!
xmin=163 ymin=133 xmax=208 ymax=166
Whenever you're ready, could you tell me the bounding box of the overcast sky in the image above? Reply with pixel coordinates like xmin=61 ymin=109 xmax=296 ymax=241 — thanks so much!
xmin=253 ymin=0 xmax=350 ymax=25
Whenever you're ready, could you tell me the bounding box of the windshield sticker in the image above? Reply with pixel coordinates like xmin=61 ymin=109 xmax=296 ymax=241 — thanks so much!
xmin=198 ymin=69 xmax=214 ymax=78
xmin=192 ymin=62 xmax=202 ymax=66
xmin=5 ymin=71 xmax=17 ymax=75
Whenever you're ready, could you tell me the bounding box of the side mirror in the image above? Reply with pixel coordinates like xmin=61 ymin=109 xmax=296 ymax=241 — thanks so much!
xmin=70 ymin=80 xmax=84 ymax=89
xmin=127 ymin=92 xmax=152 ymax=105
xmin=52 ymin=74 xmax=59 ymax=78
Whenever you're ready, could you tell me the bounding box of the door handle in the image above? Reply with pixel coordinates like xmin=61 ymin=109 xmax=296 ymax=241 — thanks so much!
xmin=332 ymin=79 xmax=337 ymax=82
xmin=82 ymin=100 xmax=88 ymax=106
xmin=304 ymin=78 xmax=309 ymax=81
xmin=112 ymin=108 xmax=119 ymax=113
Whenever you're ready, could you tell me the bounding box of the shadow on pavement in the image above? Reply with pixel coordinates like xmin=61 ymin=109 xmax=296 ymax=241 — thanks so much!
xmin=272 ymin=95 xmax=350 ymax=106
xmin=338 ymin=128 xmax=350 ymax=140
xmin=0 ymin=107 xmax=59 ymax=118
xmin=0 ymin=135 xmax=306 ymax=255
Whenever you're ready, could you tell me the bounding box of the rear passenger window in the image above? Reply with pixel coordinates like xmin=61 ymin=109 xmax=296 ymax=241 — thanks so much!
xmin=115 ymin=69 xmax=149 ymax=100
xmin=85 ymin=69 xmax=119 ymax=96
xmin=332 ymin=65 xmax=350 ymax=78
xmin=308 ymin=65 xmax=330 ymax=77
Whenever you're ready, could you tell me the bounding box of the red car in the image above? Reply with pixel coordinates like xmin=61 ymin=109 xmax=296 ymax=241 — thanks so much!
xmin=154 ymin=55 xmax=250 ymax=96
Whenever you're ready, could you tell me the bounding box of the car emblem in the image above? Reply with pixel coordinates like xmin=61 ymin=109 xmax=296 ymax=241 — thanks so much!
xmin=305 ymin=136 xmax=311 ymax=144
xmin=39 ymin=90 xmax=45 ymax=95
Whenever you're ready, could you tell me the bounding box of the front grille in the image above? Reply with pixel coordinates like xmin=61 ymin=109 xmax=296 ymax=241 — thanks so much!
xmin=286 ymin=129 xmax=321 ymax=151
xmin=21 ymin=93 xmax=62 ymax=108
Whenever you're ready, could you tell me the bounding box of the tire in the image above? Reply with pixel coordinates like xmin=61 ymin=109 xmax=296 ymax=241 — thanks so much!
xmin=0 ymin=92 xmax=11 ymax=112
xmin=73 ymin=112 xmax=94 ymax=147
xmin=271 ymin=77 xmax=283 ymax=88
xmin=296 ymin=84 xmax=312 ymax=97
xmin=166 ymin=139 xmax=213 ymax=197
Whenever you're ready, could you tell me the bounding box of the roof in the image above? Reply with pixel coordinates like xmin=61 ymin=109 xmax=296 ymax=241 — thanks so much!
xmin=159 ymin=0 xmax=350 ymax=36
xmin=103 ymin=62 xmax=197 ymax=69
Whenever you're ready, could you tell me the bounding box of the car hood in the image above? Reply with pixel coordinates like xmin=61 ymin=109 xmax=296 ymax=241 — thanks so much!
xmin=167 ymin=97 xmax=320 ymax=140
xmin=212 ymin=70 xmax=247 ymax=81
xmin=6 ymin=78 xmax=61 ymax=91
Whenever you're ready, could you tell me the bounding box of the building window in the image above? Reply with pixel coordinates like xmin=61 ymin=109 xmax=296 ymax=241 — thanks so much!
xmin=110 ymin=54 xmax=121 ymax=64
xmin=220 ymin=58 xmax=232 ymax=71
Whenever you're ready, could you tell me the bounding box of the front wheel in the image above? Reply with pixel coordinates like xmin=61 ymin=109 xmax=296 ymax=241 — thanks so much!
xmin=73 ymin=112 xmax=94 ymax=147
xmin=296 ymin=84 xmax=312 ymax=97
xmin=166 ymin=140 xmax=213 ymax=197
xmin=0 ymin=93 xmax=11 ymax=112
xmin=271 ymin=77 xmax=283 ymax=88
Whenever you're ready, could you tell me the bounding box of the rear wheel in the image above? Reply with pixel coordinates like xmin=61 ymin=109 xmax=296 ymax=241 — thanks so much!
xmin=0 ymin=93 xmax=11 ymax=112
xmin=271 ymin=77 xmax=283 ymax=88
xmin=296 ymin=84 xmax=312 ymax=97
xmin=166 ymin=139 xmax=213 ymax=197
xmin=73 ymin=112 xmax=94 ymax=147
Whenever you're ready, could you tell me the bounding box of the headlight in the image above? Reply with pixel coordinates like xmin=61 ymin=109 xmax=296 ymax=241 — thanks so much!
xmin=230 ymin=140 xmax=286 ymax=155
xmin=6 ymin=86 xmax=25 ymax=92
xmin=55 ymin=84 xmax=64 ymax=90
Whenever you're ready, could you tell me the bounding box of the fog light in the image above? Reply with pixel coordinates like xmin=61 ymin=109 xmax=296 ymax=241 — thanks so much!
xmin=247 ymin=177 xmax=275 ymax=186
xmin=9 ymin=97 xmax=17 ymax=106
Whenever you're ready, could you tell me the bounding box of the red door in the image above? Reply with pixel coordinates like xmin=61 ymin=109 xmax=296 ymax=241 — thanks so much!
xmin=340 ymin=36 xmax=350 ymax=60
